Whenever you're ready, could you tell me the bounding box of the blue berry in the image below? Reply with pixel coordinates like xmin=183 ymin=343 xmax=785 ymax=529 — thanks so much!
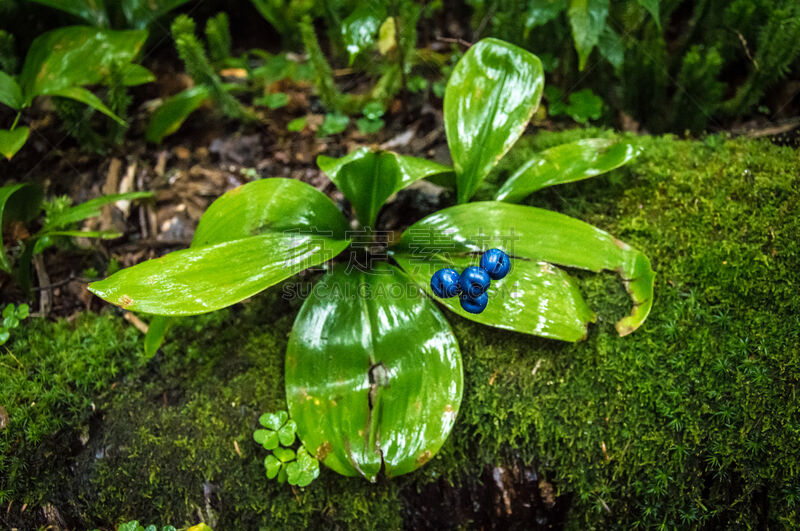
xmin=480 ymin=248 xmax=511 ymax=280
xmin=430 ymin=268 xmax=460 ymax=298
xmin=458 ymin=266 xmax=491 ymax=298
xmin=460 ymin=292 xmax=489 ymax=314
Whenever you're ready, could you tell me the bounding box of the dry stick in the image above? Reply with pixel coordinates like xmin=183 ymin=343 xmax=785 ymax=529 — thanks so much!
xmin=33 ymin=254 xmax=52 ymax=317
xmin=435 ymin=36 xmax=473 ymax=48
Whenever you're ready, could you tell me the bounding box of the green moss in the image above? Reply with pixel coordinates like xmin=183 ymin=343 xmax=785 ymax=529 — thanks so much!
xmin=0 ymin=313 xmax=143 ymax=504
xmin=3 ymin=131 xmax=799 ymax=528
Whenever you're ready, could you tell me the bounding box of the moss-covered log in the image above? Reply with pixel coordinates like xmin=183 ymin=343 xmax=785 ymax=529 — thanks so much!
xmin=2 ymin=131 xmax=799 ymax=529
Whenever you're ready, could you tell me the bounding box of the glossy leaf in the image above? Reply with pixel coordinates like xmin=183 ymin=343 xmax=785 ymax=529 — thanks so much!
xmin=278 ymin=420 xmax=297 ymax=446
xmin=393 ymin=253 xmax=596 ymax=342
xmin=286 ymin=447 xmax=320 ymax=486
xmin=259 ymin=411 xmax=288 ymax=431
xmin=495 ymin=138 xmax=640 ymax=202
xmin=273 ymin=447 xmax=295 ymax=463
xmin=0 ymin=127 xmax=30 ymax=160
xmin=524 ymin=0 xmax=566 ymax=33
xmin=44 ymin=86 xmax=125 ymax=125
xmin=0 ymin=183 xmax=43 ymax=273
xmin=88 ymin=231 xmax=350 ymax=315
xmin=393 ymin=201 xmax=655 ymax=337
xmin=0 ymin=72 xmax=23 ymax=110
xmin=120 ymin=64 xmax=156 ymax=86
xmin=567 ymin=0 xmax=610 ymax=70
xmin=144 ymin=315 xmax=171 ymax=357
xmin=341 ymin=3 xmax=385 ymax=64
xmin=264 ymin=454 xmax=281 ymax=479
xmin=318 ymin=148 xmax=452 ymax=227
xmin=637 ymin=0 xmax=661 ymax=29
xmin=43 ymin=191 xmax=152 ymax=231
xmin=286 ymin=263 xmax=463 ymax=480
xmin=444 ymin=38 xmax=544 ymax=203
xmin=192 ymin=178 xmax=350 ymax=245
xmin=146 ymin=86 xmax=211 ymax=144
xmin=19 ymin=26 xmax=148 ymax=104
xmin=29 ymin=0 xmax=109 ymax=27
xmin=120 ymin=0 xmax=192 ymax=29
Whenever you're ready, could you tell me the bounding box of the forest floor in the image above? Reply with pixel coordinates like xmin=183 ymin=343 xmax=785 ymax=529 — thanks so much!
xmin=1 ymin=55 xmax=800 ymax=529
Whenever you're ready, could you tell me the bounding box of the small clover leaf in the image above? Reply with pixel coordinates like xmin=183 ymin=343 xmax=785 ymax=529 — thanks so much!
xmin=273 ymin=447 xmax=295 ymax=463
xmin=259 ymin=411 xmax=288 ymax=431
xmin=286 ymin=447 xmax=320 ymax=487
xmin=15 ymin=304 xmax=29 ymax=319
xmin=264 ymin=454 xmax=282 ymax=479
xmin=278 ymin=419 xmax=297 ymax=446
xmin=255 ymin=410 xmax=291 ymax=450
xmin=2 ymin=304 xmax=15 ymax=319
xmin=253 ymin=429 xmax=279 ymax=450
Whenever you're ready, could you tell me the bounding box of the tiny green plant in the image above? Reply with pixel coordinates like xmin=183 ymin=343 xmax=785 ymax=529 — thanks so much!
xmin=0 ymin=182 xmax=152 ymax=292
xmin=0 ymin=303 xmax=29 ymax=346
xmin=254 ymin=410 xmax=320 ymax=487
xmin=29 ymin=0 xmax=192 ymax=30
xmin=0 ymin=26 xmax=153 ymax=159
xmin=90 ymin=38 xmax=653 ymax=483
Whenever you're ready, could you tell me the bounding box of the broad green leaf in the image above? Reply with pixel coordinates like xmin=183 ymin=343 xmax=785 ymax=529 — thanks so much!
xmin=88 ymin=232 xmax=350 ymax=315
xmin=0 ymin=127 xmax=29 ymax=160
xmin=29 ymin=0 xmax=109 ymax=27
xmin=495 ymin=138 xmax=640 ymax=202
xmin=146 ymin=86 xmax=211 ymax=143
xmin=0 ymin=71 xmax=23 ymax=110
xmin=341 ymin=3 xmax=386 ymax=65
xmin=393 ymin=253 xmax=596 ymax=342
xmin=43 ymin=229 xmax=122 ymax=238
xmin=444 ymin=38 xmax=544 ymax=203
xmin=259 ymin=411 xmax=288 ymax=431
xmin=264 ymin=454 xmax=282 ymax=479
xmin=597 ymin=24 xmax=623 ymax=69
xmin=19 ymin=26 xmax=148 ymax=104
xmin=286 ymin=263 xmax=463 ymax=480
xmin=393 ymin=201 xmax=655 ymax=336
xmin=44 ymin=86 xmax=125 ymax=125
xmin=192 ymin=178 xmax=350 ymax=245
xmin=637 ymin=0 xmax=661 ymax=29
xmin=318 ymin=148 xmax=452 ymax=227
xmin=0 ymin=183 xmax=43 ymax=273
xmin=120 ymin=64 xmax=156 ymax=86
xmin=144 ymin=315 xmax=171 ymax=357
xmin=567 ymin=0 xmax=610 ymax=70
xmin=43 ymin=191 xmax=152 ymax=231
xmin=524 ymin=0 xmax=567 ymax=34
xmin=120 ymin=0 xmax=192 ymax=30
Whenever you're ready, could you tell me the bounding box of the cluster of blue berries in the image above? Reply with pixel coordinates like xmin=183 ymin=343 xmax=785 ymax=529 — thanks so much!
xmin=429 ymin=248 xmax=511 ymax=314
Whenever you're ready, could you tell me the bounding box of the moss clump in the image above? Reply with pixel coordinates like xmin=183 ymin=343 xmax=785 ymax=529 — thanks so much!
xmin=0 ymin=313 xmax=143 ymax=509
xmin=2 ymin=131 xmax=799 ymax=528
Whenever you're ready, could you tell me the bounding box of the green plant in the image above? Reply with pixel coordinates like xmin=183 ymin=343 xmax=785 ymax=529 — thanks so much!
xmin=254 ymin=410 xmax=320 ymax=487
xmin=0 ymin=182 xmax=152 ymax=291
xmin=0 ymin=303 xmax=28 ymax=345
xmin=89 ymin=38 xmax=652 ymax=482
xmin=0 ymin=26 xmax=153 ymax=159
xmin=472 ymin=0 xmax=800 ymax=132
xmin=146 ymin=13 xmax=252 ymax=143
xmin=253 ymin=0 xmax=430 ymax=116
xmin=29 ymin=0 xmax=192 ymax=30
